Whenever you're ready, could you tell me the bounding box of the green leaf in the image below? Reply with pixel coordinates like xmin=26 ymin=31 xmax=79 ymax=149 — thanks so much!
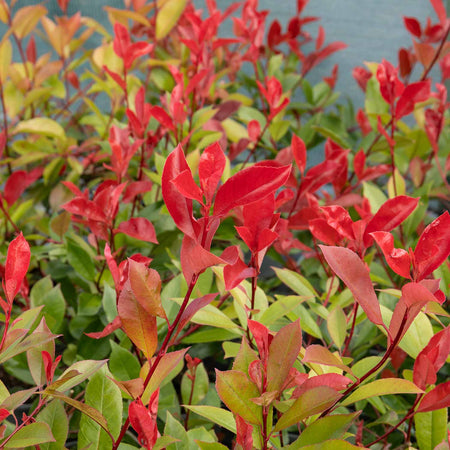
xmin=215 ymin=370 xmax=262 ymax=425
xmin=4 ymin=422 xmax=55 ymax=448
xmin=109 ymin=341 xmax=141 ymax=381
xmin=156 ymin=0 xmax=187 ymax=40
xmin=181 ymin=362 xmax=209 ymax=406
xmin=327 ymin=307 xmax=347 ymax=349
xmin=66 ymin=235 xmax=96 ymax=281
xmin=78 ymin=369 xmax=122 ymax=449
xmin=36 ymin=400 xmax=68 ymax=450
xmin=196 ymin=442 xmax=228 ymax=450
xmin=311 ymin=125 xmax=350 ymax=148
xmin=289 ymin=305 xmax=322 ymax=339
xmin=164 ymin=411 xmax=188 ymax=450
xmin=44 ymin=390 xmax=109 ymax=436
xmin=274 ymin=387 xmax=342 ymax=432
xmin=362 ymin=182 xmax=387 ymax=214
xmin=341 ymin=378 xmax=423 ymax=406
xmin=290 ymin=440 xmax=364 ymax=450
xmin=171 ymin=297 xmax=239 ymax=330
xmin=51 ymin=359 xmax=107 ymax=393
xmin=269 ymin=120 xmax=290 ymax=141
xmin=232 ymin=338 xmax=258 ymax=374
xmin=288 ymin=412 xmax=360 ymax=448
xmin=415 ymin=408 xmax=448 ymax=450
xmin=273 ymin=268 xmax=317 ymax=299
xmin=30 ymin=284 xmax=66 ymax=333
xmin=260 ymin=295 xmax=306 ymax=326
xmin=13 ymin=118 xmax=65 ymax=140
xmin=182 ymin=406 xmax=236 ymax=433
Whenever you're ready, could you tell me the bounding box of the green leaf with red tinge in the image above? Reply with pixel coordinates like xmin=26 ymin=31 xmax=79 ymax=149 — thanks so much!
xmin=215 ymin=370 xmax=262 ymax=425
xmin=303 ymin=345 xmax=353 ymax=374
xmin=274 ymin=386 xmax=342 ymax=432
xmin=341 ymin=378 xmax=423 ymax=406
xmin=267 ymin=320 xmax=302 ymax=393
xmin=118 ymin=280 xmax=158 ymax=359
xmin=127 ymin=259 xmax=166 ymax=319
xmin=141 ymin=348 xmax=188 ymax=404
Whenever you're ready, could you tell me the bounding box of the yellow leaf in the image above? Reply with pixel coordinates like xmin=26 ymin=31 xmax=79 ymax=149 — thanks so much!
xmin=0 ymin=39 xmax=11 ymax=83
xmin=104 ymin=6 xmax=151 ymax=27
xmin=13 ymin=118 xmax=66 ymax=140
xmin=155 ymin=0 xmax=187 ymax=40
xmin=11 ymin=5 xmax=47 ymax=39
xmin=0 ymin=1 xmax=9 ymax=24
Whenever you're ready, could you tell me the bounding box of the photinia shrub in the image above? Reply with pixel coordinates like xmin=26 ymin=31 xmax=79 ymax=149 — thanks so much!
xmin=0 ymin=0 xmax=449 ymax=448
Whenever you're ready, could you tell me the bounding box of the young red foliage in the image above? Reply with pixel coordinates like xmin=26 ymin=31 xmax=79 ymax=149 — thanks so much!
xmin=4 ymin=233 xmax=30 ymax=304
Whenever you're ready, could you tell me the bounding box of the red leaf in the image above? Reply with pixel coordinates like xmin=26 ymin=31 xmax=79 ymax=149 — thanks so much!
xmin=0 ymin=408 xmax=9 ymax=422
xmin=112 ymin=22 xmax=130 ymax=59
xmin=104 ymin=243 xmax=120 ymax=289
xmin=0 ymin=130 xmax=6 ymax=159
xmin=62 ymin=197 xmax=107 ymax=222
xmin=414 ymin=211 xmax=450 ymax=280
xmin=4 ymin=169 xmax=42 ymax=206
xmin=223 ymin=256 xmax=256 ymax=290
xmin=180 ymin=235 xmax=224 ymax=282
xmin=430 ymin=0 xmax=447 ymax=24
xmin=86 ymin=316 xmax=122 ymax=339
xmin=248 ymin=320 xmax=271 ymax=362
xmin=5 ymin=233 xmax=30 ymax=304
xmin=115 ymin=217 xmax=158 ymax=243
xmin=370 ymin=231 xmax=411 ymax=279
xmin=213 ymin=163 xmax=291 ymax=217
xmin=300 ymin=159 xmax=339 ymax=195
xmin=122 ymin=181 xmax=153 ymax=203
xmin=309 ymin=219 xmax=342 ymax=245
xmin=198 ymin=142 xmax=226 ymax=204
xmin=364 ymin=196 xmax=419 ymax=246
xmin=395 ymin=81 xmax=431 ymax=119
xmin=413 ymin=326 xmax=450 ymax=389
xmin=236 ymin=415 xmax=253 ymax=450
xmin=248 ymin=120 xmax=261 ymax=142
xmin=292 ymin=134 xmax=306 ymax=175
xmin=320 ymin=246 xmax=386 ymax=330
xmin=401 ymin=282 xmax=439 ymax=308
xmin=353 ymin=66 xmax=372 ymax=92
xmin=162 ymin=145 xmax=199 ymax=239
xmin=403 ymin=17 xmax=422 ymax=38
xmin=129 ymin=397 xmax=158 ymax=449
xmin=151 ymin=106 xmax=175 ymax=132
xmin=417 ymin=381 xmax=450 ymax=413
xmin=103 ymin=65 xmax=126 ymax=90
xmin=293 ymin=373 xmax=352 ymax=397
xmin=377 ymin=116 xmax=395 ymax=149
xmin=125 ymin=42 xmax=152 ymax=69
xmin=171 ymin=169 xmax=204 ymax=204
